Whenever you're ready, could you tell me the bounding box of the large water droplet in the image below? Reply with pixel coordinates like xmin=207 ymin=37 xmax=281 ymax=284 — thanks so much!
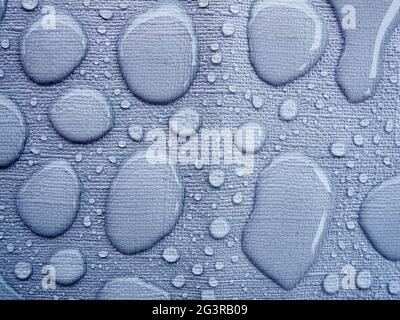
xmin=118 ymin=1 xmax=198 ymax=104
xmin=0 ymin=95 xmax=27 ymax=168
xmin=359 ymin=176 xmax=400 ymax=260
xmin=21 ymin=10 xmax=88 ymax=84
xmin=106 ymin=151 xmax=184 ymax=254
xmin=16 ymin=160 xmax=81 ymax=238
xmin=98 ymin=277 xmax=169 ymax=300
xmin=49 ymin=249 xmax=86 ymax=286
xmin=248 ymin=0 xmax=327 ymax=86
xmin=243 ymin=153 xmax=334 ymax=290
xmin=330 ymin=0 xmax=400 ymax=102
xmin=48 ymin=88 xmax=113 ymax=144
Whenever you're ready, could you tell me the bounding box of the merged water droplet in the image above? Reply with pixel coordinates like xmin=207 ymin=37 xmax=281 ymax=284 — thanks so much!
xmin=118 ymin=1 xmax=198 ymax=104
xmin=243 ymin=153 xmax=334 ymax=290
xmin=49 ymin=249 xmax=86 ymax=286
xmin=16 ymin=160 xmax=81 ymax=238
xmin=48 ymin=88 xmax=113 ymax=144
xmin=330 ymin=0 xmax=400 ymax=102
xmin=98 ymin=277 xmax=169 ymax=300
xmin=21 ymin=10 xmax=88 ymax=84
xmin=0 ymin=95 xmax=27 ymax=168
xmin=359 ymin=176 xmax=400 ymax=261
xmin=248 ymin=0 xmax=327 ymax=86
xmin=106 ymin=151 xmax=184 ymax=254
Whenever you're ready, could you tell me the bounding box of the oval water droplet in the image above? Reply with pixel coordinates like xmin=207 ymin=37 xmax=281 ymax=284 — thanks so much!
xmin=243 ymin=153 xmax=334 ymax=290
xmin=49 ymin=249 xmax=86 ymax=286
xmin=16 ymin=160 xmax=81 ymax=238
xmin=0 ymin=95 xmax=27 ymax=168
xmin=248 ymin=0 xmax=327 ymax=86
xmin=98 ymin=277 xmax=169 ymax=300
xmin=360 ymin=176 xmax=400 ymax=260
xmin=48 ymin=88 xmax=113 ymax=144
xmin=118 ymin=1 xmax=198 ymax=104
xmin=106 ymin=151 xmax=184 ymax=254
xmin=21 ymin=10 xmax=88 ymax=84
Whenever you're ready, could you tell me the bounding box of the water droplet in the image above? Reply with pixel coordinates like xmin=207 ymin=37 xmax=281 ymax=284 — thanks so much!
xmin=14 ymin=262 xmax=32 ymax=280
xmin=331 ymin=0 xmax=400 ymax=102
xmin=248 ymin=0 xmax=327 ymax=86
xmin=0 ymin=95 xmax=27 ymax=168
xmin=192 ymin=263 xmax=204 ymax=276
xmin=243 ymin=153 xmax=334 ymax=290
xmin=234 ymin=121 xmax=267 ymax=154
xmin=330 ymin=143 xmax=346 ymax=158
xmin=169 ymin=106 xmax=201 ymax=138
xmin=279 ymin=99 xmax=299 ymax=121
xmin=322 ymin=273 xmax=340 ymax=294
xmin=356 ymin=270 xmax=372 ymax=290
xmin=360 ymin=176 xmax=400 ymax=260
xmin=208 ymin=169 xmax=225 ymax=188
xmin=388 ymin=279 xmax=400 ymax=295
xmin=106 ymin=151 xmax=184 ymax=254
xmin=128 ymin=124 xmax=144 ymax=142
xmin=221 ymin=21 xmax=236 ymax=37
xmin=118 ymin=1 xmax=198 ymax=104
xmin=21 ymin=10 xmax=88 ymax=84
xmin=49 ymin=88 xmax=113 ymax=144
xmin=99 ymin=9 xmax=113 ymax=20
xmin=172 ymin=274 xmax=185 ymax=288
xmin=49 ymin=249 xmax=86 ymax=286
xmin=21 ymin=0 xmax=38 ymax=11
xmin=16 ymin=160 xmax=81 ymax=238
xmin=98 ymin=277 xmax=169 ymax=300
xmin=162 ymin=246 xmax=180 ymax=263
xmin=209 ymin=217 xmax=230 ymax=239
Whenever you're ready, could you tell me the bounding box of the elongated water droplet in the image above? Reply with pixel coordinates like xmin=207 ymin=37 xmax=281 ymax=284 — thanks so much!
xmin=243 ymin=153 xmax=334 ymax=290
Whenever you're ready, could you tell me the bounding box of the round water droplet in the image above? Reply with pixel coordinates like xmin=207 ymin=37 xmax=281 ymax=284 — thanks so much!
xmin=16 ymin=160 xmax=81 ymax=238
xmin=279 ymin=99 xmax=299 ymax=121
xmin=248 ymin=0 xmax=327 ymax=85
xmin=49 ymin=88 xmax=113 ymax=144
xmin=234 ymin=121 xmax=266 ymax=154
xmin=322 ymin=273 xmax=340 ymax=295
xmin=330 ymin=143 xmax=346 ymax=158
xmin=162 ymin=246 xmax=180 ymax=263
xmin=209 ymin=217 xmax=230 ymax=239
xmin=128 ymin=124 xmax=144 ymax=142
xmin=172 ymin=274 xmax=186 ymax=288
xmin=21 ymin=10 xmax=88 ymax=84
xmin=356 ymin=270 xmax=372 ymax=290
xmin=49 ymin=249 xmax=86 ymax=286
xmin=21 ymin=0 xmax=38 ymax=11
xmin=118 ymin=2 xmax=198 ymax=104
xmin=0 ymin=95 xmax=27 ymax=168
xmin=169 ymin=106 xmax=201 ymax=138
xmin=14 ymin=262 xmax=32 ymax=280
xmin=208 ymin=169 xmax=225 ymax=188
xmin=192 ymin=263 xmax=204 ymax=276
xmin=388 ymin=279 xmax=400 ymax=295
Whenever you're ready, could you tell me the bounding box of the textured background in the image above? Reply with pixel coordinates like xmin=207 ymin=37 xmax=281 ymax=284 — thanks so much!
xmin=0 ymin=0 xmax=400 ymax=300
